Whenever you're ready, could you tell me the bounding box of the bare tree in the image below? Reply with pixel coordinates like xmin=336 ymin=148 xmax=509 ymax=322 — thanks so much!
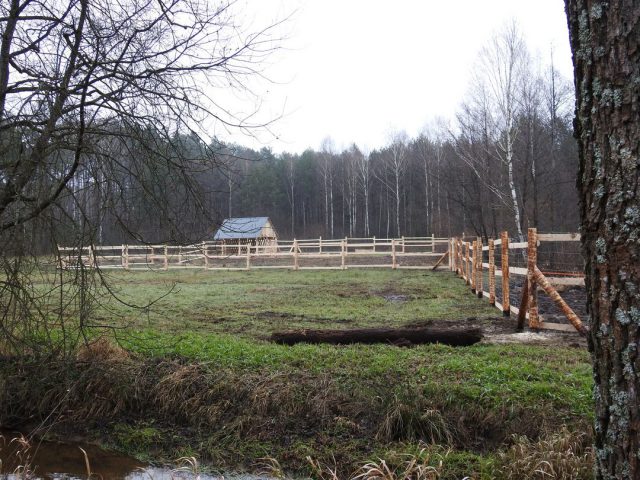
xmin=565 ymin=2 xmax=640 ymax=477
xmin=319 ymin=137 xmax=335 ymax=238
xmin=386 ymin=131 xmax=409 ymax=236
xmin=476 ymin=20 xmax=529 ymax=241
xmin=0 ymin=0 xmax=281 ymax=356
xmin=356 ymin=148 xmax=371 ymax=237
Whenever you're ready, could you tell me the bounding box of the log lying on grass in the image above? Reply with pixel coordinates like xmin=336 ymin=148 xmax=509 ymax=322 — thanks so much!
xmin=271 ymin=326 xmax=483 ymax=347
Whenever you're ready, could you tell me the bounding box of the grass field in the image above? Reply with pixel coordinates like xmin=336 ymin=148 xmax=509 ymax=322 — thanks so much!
xmin=95 ymin=269 xmax=498 ymax=337
xmin=0 ymin=269 xmax=594 ymax=479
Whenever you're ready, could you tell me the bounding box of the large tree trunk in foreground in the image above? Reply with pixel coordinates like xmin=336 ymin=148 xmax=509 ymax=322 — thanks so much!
xmin=565 ymin=2 xmax=640 ymax=478
xmin=271 ymin=327 xmax=482 ymax=347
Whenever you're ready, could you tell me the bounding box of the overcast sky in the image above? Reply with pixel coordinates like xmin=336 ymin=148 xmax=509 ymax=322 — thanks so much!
xmin=215 ymin=0 xmax=575 ymax=154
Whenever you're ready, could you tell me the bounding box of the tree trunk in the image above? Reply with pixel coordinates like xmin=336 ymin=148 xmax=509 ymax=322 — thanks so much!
xmin=565 ymin=2 xmax=640 ymax=478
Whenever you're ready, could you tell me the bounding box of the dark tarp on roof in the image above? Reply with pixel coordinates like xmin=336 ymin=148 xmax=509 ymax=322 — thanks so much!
xmin=213 ymin=217 xmax=272 ymax=240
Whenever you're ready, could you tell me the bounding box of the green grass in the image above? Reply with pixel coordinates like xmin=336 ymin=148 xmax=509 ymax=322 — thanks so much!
xmin=94 ymin=269 xmax=498 ymax=337
xmin=4 ymin=268 xmax=593 ymax=477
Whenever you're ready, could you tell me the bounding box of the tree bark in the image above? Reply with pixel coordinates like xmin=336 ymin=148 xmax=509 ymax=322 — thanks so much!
xmin=565 ymin=1 xmax=640 ymax=477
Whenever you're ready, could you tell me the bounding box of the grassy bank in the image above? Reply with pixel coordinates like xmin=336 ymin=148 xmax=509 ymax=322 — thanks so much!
xmin=0 ymin=269 xmax=594 ymax=478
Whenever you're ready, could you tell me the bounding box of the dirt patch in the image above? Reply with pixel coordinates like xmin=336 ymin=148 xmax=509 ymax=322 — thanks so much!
xmin=258 ymin=311 xmax=297 ymax=319
xmin=382 ymin=294 xmax=409 ymax=303
xmin=404 ymin=317 xmax=587 ymax=348
xmin=497 ymin=279 xmax=589 ymax=326
xmin=484 ymin=331 xmax=586 ymax=348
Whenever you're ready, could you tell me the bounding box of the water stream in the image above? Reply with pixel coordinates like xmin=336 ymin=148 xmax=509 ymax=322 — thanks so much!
xmin=0 ymin=432 xmax=267 ymax=480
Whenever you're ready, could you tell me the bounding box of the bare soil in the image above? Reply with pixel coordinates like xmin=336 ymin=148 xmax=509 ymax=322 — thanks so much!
xmin=406 ymin=316 xmax=588 ymax=348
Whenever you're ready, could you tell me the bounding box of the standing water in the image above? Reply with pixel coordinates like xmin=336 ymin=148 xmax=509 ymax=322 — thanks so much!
xmin=0 ymin=432 xmax=270 ymax=479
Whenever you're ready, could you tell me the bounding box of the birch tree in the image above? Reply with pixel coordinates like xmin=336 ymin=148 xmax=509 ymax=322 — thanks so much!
xmin=477 ymin=21 xmax=529 ymax=241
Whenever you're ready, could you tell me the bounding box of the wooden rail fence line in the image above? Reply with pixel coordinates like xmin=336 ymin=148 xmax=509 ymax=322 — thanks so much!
xmin=58 ymin=235 xmax=450 ymax=271
xmin=449 ymin=229 xmax=587 ymax=335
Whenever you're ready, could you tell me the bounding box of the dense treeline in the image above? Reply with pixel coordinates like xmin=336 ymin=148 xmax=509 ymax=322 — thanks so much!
xmin=46 ymin=112 xmax=578 ymax=247
xmin=14 ymin=22 xmax=579 ymax=250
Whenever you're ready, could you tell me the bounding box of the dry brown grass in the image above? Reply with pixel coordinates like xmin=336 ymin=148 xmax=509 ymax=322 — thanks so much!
xmin=498 ymin=428 xmax=593 ymax=479
xmin=376 ymin=393 xmax=453 ymax=445
xmin=76 ymin=337 xmax=129 ymax=362
xmin=303 ymin=449 xmax=447 ymax=480
xmin=0 ymin=344 xmax=592 ymax=478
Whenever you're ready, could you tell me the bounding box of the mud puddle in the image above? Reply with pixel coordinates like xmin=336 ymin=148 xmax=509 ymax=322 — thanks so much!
xmin=0 ymin=431 xmax=271 ymax=480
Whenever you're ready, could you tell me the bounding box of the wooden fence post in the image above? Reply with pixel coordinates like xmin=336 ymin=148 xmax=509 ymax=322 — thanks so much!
xmin=293 ymin=239 xmax=299 ymax=271
xmin=391 ymin=239 xmax=397 ymax=269
xmin=447 ymin=238 xmax=453 ymax=272
xmin=246 ymin=244 xmax=251 ymax=270
xmin=203 ymin=242 xmax=208 ymax=270
xmin=471 ymin=240 xmax=477 ymax=293
xmin=88 ymin=245 xmax=96 ymax=268
xmin=527 ymin=228 xmax=539 ymax=329
xmin=178 ymin=245 xmax=182 ymax=265
xmin=488 ymin=239 xmax=495 ymax=305
xmin=319 ymin=236 xmax=322 ymax=254
xmin=373 ymin=236 xmax=376 ymax=252
xmin=465 ymin=241 xmax=471 ymax=284
xmin=341 ymin=239 xmax=347 ymax=270
xmin=458 ymin=238 xmax=462 ymax=276
xmin=163 ymin=245 xmax=168 ymax=270
xmin=501 ymin=231 xmax=510 ymax=317
xmin=402 ymin=235 xmax=406 ymax=253
xmin=124 ymin=245 xmax=129 ymax=270
xmin=476 ymin=237 xmax=483 ymax=298
xmin=149 ymin=246 xmax=154 ymax=266
xmin=453 ymin=238 xmax=457 ymax=272
xmin=432 ymin=233 xmax=435 ymax=253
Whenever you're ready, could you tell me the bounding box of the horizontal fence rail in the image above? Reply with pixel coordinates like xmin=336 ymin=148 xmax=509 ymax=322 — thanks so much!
xmin=58 ymin=235 xmax=451 ymax=271
xmin=449 ymin=229 xmax=587 ymax=335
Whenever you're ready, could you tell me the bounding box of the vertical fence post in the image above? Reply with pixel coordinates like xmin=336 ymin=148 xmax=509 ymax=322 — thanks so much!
xmin=489 ymin=239 xmax=495 ymax=305
xmin=373 ymin=236 xmax=376 ymax=252
xmin=391 ymin=239 xmax=397 ymax=269
xmin=88 ymin=245 xmax=94 ymax=268
xmin=178 ymin=245 xmax=182 ymax=265
xmin=293 ymin=238 xmax=299 ymax=271
xmin=465 ymin=241 xmax=470 ymax=284
xmin=203 ymin=242 xmax=208 ymax=270
xmin=149 ymin=246 xmax=154 ymax=267
xmin=447 ymin=238 xmax=453 ymax=272
xmin=164 ymin=245 xmax=168 ymax=270
xmin=471 ymin=240 xmax=477 ymax=293
xmin=476 ymin=237 xmax=483 ymax=298
xmin=402 ymin=235 xmax=406 ymax=253
xmin=246 ymin=244 xmax=251 ymax=270
xmin=501 ymin=231 xmax=510 ymax=316
xmin=341 ymin=239 xmax=347 ymax=270
xmin=527 ymin=228 xmax=539 ymax=329
xmin=432 ymin=233 xmax=435 ymax=253
xmin=125 ymin=245 xmax=129 ymax=270
xmin=457 ymin=238 xmax=462 ymax=276
xmin=319 ymin=236 xmax=322 ymax=254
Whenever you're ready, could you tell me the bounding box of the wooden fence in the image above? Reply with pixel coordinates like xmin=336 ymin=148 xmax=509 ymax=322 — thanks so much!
xmin=58 ymin=235 xmax=450 ymax=271
xmin=449 ymin=228 xmax=587 ymax=335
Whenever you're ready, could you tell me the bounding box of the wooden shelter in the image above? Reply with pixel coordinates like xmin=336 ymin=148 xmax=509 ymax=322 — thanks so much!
xmin=214 ymin=217 xmax=278 ymax=254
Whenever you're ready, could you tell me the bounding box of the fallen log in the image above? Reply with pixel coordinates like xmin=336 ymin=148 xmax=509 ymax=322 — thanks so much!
xmin=270 ymin=326 xmax=483 ymax=347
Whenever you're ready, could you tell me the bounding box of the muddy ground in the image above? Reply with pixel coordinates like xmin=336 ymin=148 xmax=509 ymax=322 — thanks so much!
xmin=405 ymin=315 xmax=588 ymax=348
